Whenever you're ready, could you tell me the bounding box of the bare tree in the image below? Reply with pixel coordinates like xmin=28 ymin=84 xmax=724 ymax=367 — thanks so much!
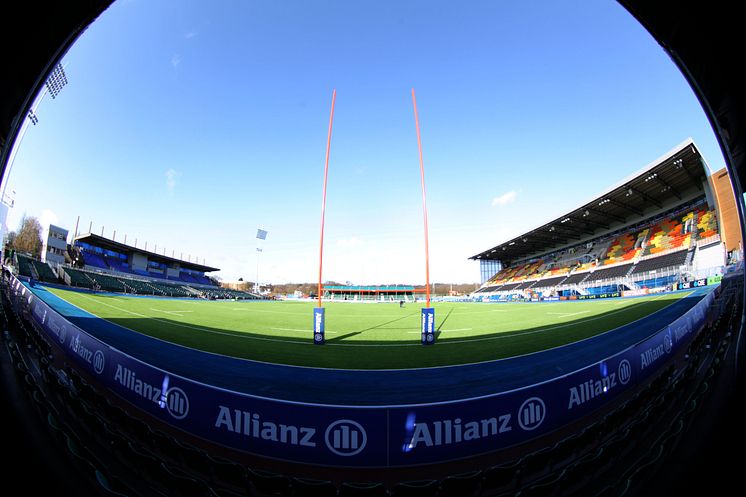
xmin=12 ymin=215 xmax=43 ymax=258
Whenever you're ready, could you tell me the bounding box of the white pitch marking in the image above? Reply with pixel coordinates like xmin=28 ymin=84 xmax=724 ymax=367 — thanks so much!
xmin=231 ymin=308 xmax=307 ymax=315
xmin=408 ymin=328 xmax=473 ymax=333
xmin=60 ymin=290 xmax=681 ymax=348
xmin=150 ymin=308 xmax=194 ymax=316
xmin=270 ymin=327 xmax=337 ymax=334
xmin=546 ymin=311 xmax=590 ymax=317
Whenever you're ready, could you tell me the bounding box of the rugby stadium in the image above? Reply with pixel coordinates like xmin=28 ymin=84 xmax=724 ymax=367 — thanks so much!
xmin=1 ymin=2 xmax=745 ymax=497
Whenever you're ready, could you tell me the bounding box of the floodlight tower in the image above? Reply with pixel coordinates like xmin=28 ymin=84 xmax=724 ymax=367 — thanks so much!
xmin=1 ymin=63 xmax=68 ymax=200
xmin=255 ymin=228 xmax=268 ymax=294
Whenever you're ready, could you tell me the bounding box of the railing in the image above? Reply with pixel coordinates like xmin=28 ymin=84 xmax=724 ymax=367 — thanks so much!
xmin=696 ymin=234 xmax=721 ymax=248
xmin=689 ymin=265 xmax=724 ymax=280
xmin=638 ymin=246 xmax=689 ymax=262
xmin=627 ymin=265 xmax=686 ymax=285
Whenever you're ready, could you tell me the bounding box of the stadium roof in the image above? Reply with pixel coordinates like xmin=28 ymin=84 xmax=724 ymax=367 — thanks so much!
xmin=73 ymin=232 xmax=219 ymax=273
xmin=471 ymin=139 xmax=711 ymax=264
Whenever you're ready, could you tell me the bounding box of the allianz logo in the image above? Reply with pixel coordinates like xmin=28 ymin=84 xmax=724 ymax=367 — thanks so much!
xmin=114 ymin=365 xmax=189 ymax=420
xmin=70 ymin=333 xmax=106 ymax=376
xmin=48 ymin=320 xmax=67 ymax=344
xmin=70 ymin=334 xmax=95 ymax=365
xmin=640 ymin=331 xmax=673 ymax=370
xmin=314 ymin=312 xmax=323 ymax=333
xmin=568 ymin=360 xmax=631 ymax=409
xmin=671 ymin=321 xmax=692 ymax=343
xmin=215 ymin=407 xmax=368 ymax=457
xmin=325 ymin=419 xmax=367 ymax=456
xmin=406 ymin=397 xmax=546 ymax=450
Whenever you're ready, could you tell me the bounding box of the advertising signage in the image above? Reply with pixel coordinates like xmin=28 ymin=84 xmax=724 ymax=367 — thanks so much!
xmin=11 ymin=275 xmax=713 ymax=468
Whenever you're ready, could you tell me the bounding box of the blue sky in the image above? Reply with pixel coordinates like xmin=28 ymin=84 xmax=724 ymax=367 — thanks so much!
xmin=1 ymin=0 xmax=726 ymax=284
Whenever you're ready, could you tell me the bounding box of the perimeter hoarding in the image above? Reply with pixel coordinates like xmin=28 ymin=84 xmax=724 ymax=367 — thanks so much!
xmin=9 ymin=274 xmax=715 ymax=468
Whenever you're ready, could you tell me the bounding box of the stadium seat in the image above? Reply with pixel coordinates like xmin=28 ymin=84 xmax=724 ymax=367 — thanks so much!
xmin=94 ymin=470 xmax=131 ymax=496
xmin=437 ymin=470 xmax=482 ymax=497
xmin=554 ymin=446 xmax=603 ymax=495
xmin=622 ymin=444 xmax=665 ymax=493
xmin=480 ymin=460 xmax=521 ymax=495
xmin=176 ymin=440 xmax=213 ymax=481
xmin=46 ymin=411 xmax=68 ymax=444
xmin=152 ymin=429 xmax=188 ymax=463
xmin=123 ymin=414 xmax=156 ymax=447
xmin=63 ymin=428 xmax=98 ymax=475
xmin=247 ymin=468 xmax=291 ymax=496
xmin=338 ymin=481 xmax=388 ymax=497
xmin=156 ymin=461 xmax=214 ymax=497
xmin=99 ymin=422 xmax=134 ymax=467
xmin=291 ymin=476 xmax=338 ymax=496
xmin=547 ymin=432 xmax=581 ymax=471
xmin=390 ymin=479 xmax=439 ymax=497
xmin=212 ymin=486 xmax=247 ymax=497
xmin=125 ymin=439 xmax=163 ymax=482
xmin=31 ymin=388 xmax=50 ymax=414
xmin=206 ymin=455 xmax=249 ymax=495
xmin=518 ymin=446 xmax=553 ymax=485
xmin=695 ymin=209 xmax=718 ymax=239
xmin=516 ymin=468 xmax=566 ymax=497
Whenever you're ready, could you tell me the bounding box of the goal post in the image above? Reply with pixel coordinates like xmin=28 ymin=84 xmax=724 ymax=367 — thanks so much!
xmin=412 ymin=88 xmax=435 ymax=345
xmin=314 ymin=89 xmax=337 ymax=345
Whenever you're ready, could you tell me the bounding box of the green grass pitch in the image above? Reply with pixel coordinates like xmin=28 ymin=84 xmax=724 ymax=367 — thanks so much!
xmin=47 ymin=288 xmax=690 ymax=369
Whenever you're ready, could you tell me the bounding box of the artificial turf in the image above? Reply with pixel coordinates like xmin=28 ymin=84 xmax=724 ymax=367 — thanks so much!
xmin=47 ymin=288 xmax=689 ymax=369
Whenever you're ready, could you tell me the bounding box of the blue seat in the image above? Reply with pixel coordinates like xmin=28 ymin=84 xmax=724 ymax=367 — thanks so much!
xmin=291 ymin=477 xmax=338 ymax=496
xmin=338 ymin=482 xmax=387 ymax=497
xmin=438 ymin=470 xmax=482 ymax=497
xmin=481 ymin=460 xmax=521 ymax=495
xmin=95 ymin=470 xmax=131 ymax=496
xmin=247 ymin=468 xmax=291 ymax=496
xmin=207 ymin=455 xmax=248 ymax=494
xmin=391 ymin=479 xmax=439 ymax=497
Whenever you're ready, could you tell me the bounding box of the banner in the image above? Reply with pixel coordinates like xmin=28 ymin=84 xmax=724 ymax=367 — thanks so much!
xmin=13 ymin=275 xmax=714 ymax=468
xmin=622 ymin=289 xmax=649 ymax=297
xmin=577 ymin=291 xmax=621 ymax=300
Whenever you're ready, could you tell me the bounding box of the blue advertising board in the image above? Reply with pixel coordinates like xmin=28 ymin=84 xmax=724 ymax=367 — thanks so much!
xmin=11 ymin=274 xmax=715 ymax=468
xmin=421 ymin=308 xmax=435 ymax=345
xmin=313 ymin=307 xmax=325 ymax=345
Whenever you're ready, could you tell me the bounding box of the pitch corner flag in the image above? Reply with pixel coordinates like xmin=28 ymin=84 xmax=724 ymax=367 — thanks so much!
xmin=256 ymin=229 xmax=268 ymax=240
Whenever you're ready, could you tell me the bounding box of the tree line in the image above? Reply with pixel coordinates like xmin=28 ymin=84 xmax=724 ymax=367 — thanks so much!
xmin=4 ymin=215 xmax=43 ymax=258
xmin=225 ymin=280 xmax=480 ymax=297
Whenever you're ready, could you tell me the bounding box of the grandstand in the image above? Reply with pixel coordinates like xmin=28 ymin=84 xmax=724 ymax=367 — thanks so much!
xmin=9 ymin=232 xmax=260 ymax=300
xmin=2 ymin=141 xmax=742 ymax=496
xmin=472 ymin=139 xmax=733 ymax=300
xmin=324 ymin=284 xmax=426 ymax=301
xmin=71 ymin=232 xmax=217 ymax=285
xmin=3 ymin=3 xmax=746 ymax=496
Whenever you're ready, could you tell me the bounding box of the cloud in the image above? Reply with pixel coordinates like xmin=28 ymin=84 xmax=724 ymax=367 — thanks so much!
xmin=165 ymin=168 xmax=180 ymax=194
xmin=184 ymin=31 xmax=198 ymax=39
xmin=491 ymin=190 xmax=517 ymax=207
xmin=171 ymin=54 xmax=182 ymax=68
xmin=40 ymin=209 xmax=59 ymax=228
